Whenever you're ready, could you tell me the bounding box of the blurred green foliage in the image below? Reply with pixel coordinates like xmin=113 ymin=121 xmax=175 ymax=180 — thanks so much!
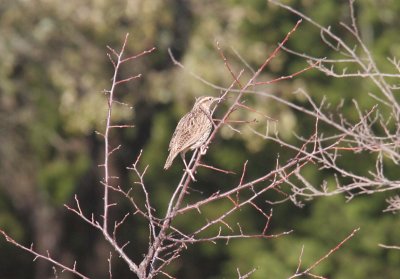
xmin=0 ymin=0 xmax=399 ymax=278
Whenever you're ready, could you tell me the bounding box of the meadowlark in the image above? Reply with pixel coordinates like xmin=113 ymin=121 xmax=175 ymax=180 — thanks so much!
xmin=164 ymin=96 xmax=221 ymax=175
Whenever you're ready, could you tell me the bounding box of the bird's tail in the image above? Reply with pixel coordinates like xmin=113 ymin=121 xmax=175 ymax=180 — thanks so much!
xmin=164 ymin=151 xmax=177 ymax=169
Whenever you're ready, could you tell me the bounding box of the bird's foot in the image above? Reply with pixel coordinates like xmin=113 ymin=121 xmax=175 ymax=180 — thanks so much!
xmin=200 ymin=145 xmax=209 ymax=155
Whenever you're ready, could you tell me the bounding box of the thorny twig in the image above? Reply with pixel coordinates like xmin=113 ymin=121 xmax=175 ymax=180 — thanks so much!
xmin=289 ymin=228 xmax=360 ymax=278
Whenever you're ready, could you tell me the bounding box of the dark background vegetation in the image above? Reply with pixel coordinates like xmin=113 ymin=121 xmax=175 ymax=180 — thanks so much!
xmin=0 ymin=0 xmax=399 ymax=278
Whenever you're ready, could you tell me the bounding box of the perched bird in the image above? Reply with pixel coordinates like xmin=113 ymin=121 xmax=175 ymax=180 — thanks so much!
xmin=164 ymin=96 xmax=221 ymax=173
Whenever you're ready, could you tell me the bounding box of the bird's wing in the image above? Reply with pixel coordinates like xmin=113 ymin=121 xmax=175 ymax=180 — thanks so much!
xmin=168 ymin=112 xmax=210 ymax=152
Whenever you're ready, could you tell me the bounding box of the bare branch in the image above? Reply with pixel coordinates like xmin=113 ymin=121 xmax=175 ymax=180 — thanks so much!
xmin=289 ymin=228 xmax=360 ymax=278
xmin=0 ymin=230 xmax=89 ymax=279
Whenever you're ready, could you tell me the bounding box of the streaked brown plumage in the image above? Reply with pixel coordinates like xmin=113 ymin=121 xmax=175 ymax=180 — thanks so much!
xmin=164 ymin=96 xmax=220 ymax=170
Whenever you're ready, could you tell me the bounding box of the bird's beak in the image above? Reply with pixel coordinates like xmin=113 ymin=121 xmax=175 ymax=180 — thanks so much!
xmin=214 ymin=96 xmax=225 ymax=102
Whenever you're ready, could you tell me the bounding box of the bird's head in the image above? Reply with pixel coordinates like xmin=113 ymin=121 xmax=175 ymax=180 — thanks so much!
xmin=194 ymin=96 xmax=222 ymax=111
